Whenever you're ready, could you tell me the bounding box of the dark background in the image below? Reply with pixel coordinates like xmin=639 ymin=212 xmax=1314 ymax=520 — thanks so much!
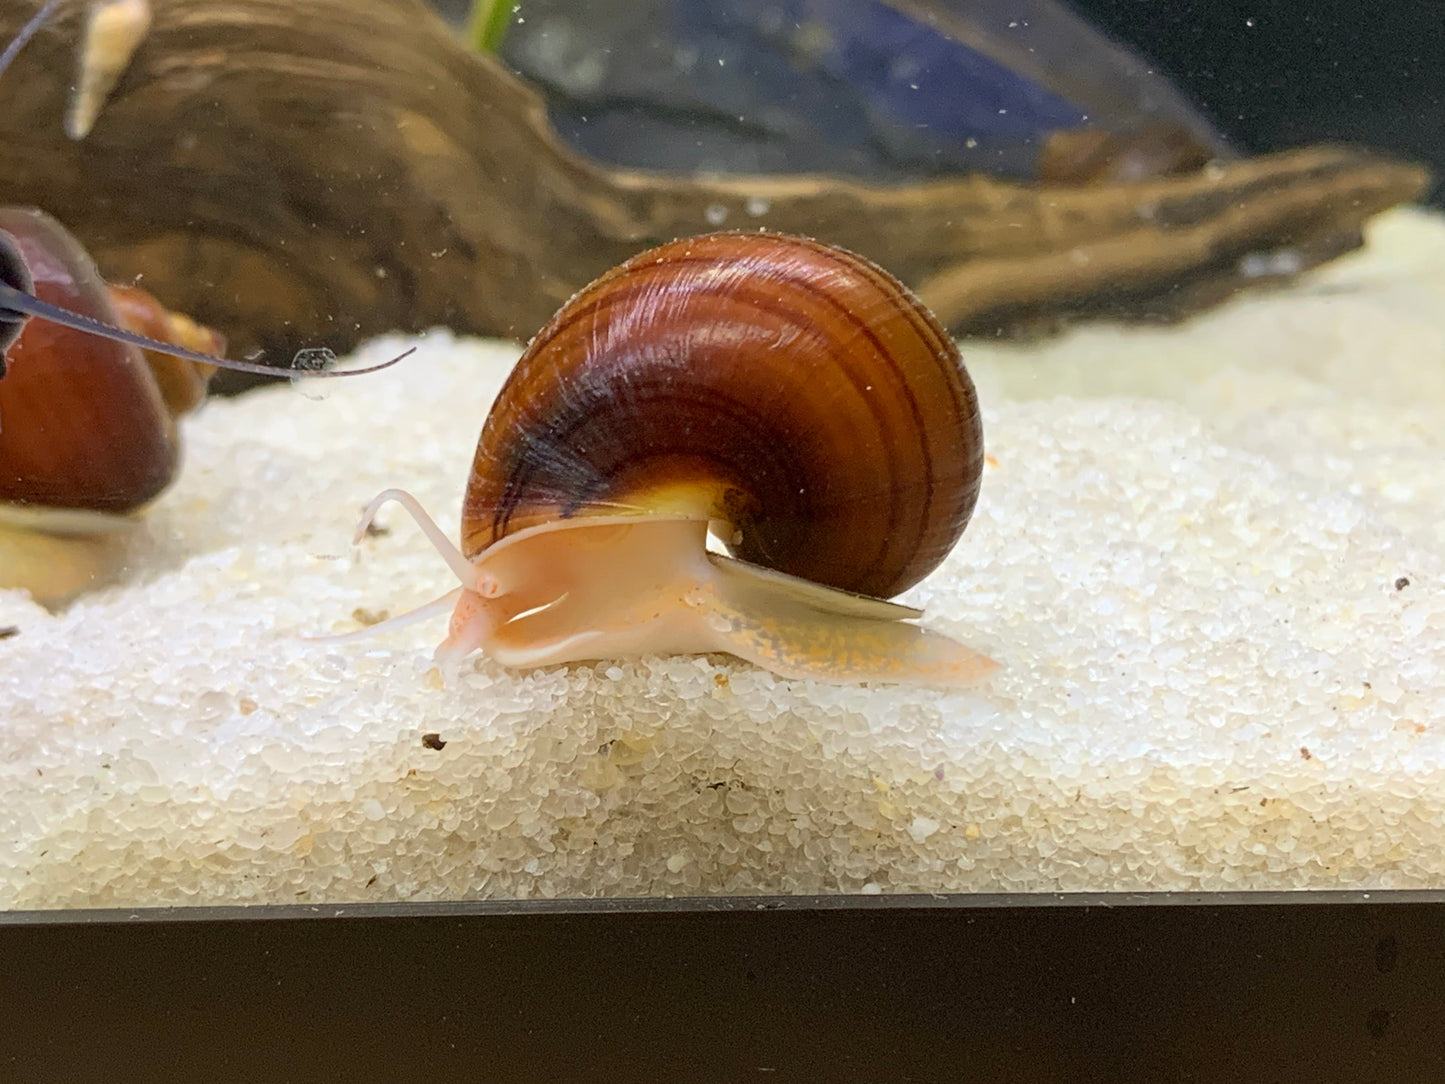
xmin=1072 ymin=0 xmax=1443 ymax=206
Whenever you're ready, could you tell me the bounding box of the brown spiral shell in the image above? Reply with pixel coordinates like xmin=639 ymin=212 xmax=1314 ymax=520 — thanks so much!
xmin=0 ymin=206 xmax=216 ymax=514
xmin=461 ymin=231 xmax=983 ymax=601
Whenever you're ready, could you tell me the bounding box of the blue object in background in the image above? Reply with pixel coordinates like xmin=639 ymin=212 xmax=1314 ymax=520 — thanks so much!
xmin=500 ymin=0 xmax=1231 ymax=181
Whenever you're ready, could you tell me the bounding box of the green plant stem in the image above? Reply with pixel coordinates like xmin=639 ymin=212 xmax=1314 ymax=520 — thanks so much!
xmin=465 ymin=0 xmax=515 ymax=54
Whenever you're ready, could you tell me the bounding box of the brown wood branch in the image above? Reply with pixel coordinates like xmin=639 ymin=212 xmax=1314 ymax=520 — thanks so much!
xmin=0 ymin=0 xmax=1431 ymax=375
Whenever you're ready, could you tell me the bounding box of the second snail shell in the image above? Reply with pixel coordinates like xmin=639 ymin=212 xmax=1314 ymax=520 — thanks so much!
xmin=354 ymin=231 xmax=995 ymax=686
xmin=0 ymin=207 xmax=220 ymax=608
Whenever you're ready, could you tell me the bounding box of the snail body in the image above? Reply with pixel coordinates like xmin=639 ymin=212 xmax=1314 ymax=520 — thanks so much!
xmin=356 ymin=231 xmax=996 ymax=686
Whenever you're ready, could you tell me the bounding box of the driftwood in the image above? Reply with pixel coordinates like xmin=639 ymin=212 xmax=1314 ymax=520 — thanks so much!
xmin=0 ymin=0 xmax=1431 ymax=376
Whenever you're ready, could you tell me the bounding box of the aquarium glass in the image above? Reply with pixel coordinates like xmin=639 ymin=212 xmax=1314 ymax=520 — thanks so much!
xmin=0 ymin=0 xmax=1441 ymax=911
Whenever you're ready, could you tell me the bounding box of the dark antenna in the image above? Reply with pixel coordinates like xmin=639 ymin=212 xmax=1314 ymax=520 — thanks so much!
xmin=0 ymin=0 xmax=63 ymax=76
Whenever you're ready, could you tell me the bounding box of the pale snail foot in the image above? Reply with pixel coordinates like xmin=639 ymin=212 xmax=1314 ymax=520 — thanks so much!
xmin=342 ymin=491 xmax=998 ymax=688
xmin=698 ymin=553 xmax=1000 ymax=687
xmin=0 ymin=511 xmax=141 ymax=610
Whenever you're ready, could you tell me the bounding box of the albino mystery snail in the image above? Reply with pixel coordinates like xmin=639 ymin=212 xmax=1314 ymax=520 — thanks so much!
xmin=352 ymin=231 xmax=998 ymax=686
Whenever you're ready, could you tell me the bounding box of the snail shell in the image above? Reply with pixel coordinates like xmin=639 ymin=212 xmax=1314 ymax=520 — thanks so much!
xmin=0 ymin=206 xmax=216 ymax=516
xmin=355 ymin=231 xmax=996 ymax=686
xmin=105 ymin=283 xmax=220 ymax=417
xmin=0 ymin=206 xmax=225 ymax=608
xmin=464 ymin=230 xmax=983 ymax=599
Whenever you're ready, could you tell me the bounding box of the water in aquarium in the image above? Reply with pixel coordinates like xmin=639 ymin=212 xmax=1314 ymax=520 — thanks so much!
xmin=0 ymin=0 xmax=1440 ymax=909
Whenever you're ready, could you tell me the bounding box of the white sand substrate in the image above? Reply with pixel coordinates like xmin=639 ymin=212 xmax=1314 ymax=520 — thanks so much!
xmin=1 ymin=207 xmax=1442 ymax=908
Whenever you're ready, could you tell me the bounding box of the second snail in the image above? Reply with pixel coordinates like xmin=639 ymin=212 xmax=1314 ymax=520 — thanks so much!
xmin=0 ymin=205 xmax=406 ymax=606
xmin=0 ymin=2 xmax=409 ymax=606
xmin=349 ymin=230 xmax=997 ymax=687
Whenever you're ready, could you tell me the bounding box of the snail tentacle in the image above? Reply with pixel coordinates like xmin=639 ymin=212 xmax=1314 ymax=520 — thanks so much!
xmin=306 ymin=587 xmax=464 ymax=646
xmin=0 ymin=279 xmax=414 ymax=378
xmin=353 ymin=487 xmax=484 ymax=587
xmin=0 ymin=0 xmax=63 ymax=77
